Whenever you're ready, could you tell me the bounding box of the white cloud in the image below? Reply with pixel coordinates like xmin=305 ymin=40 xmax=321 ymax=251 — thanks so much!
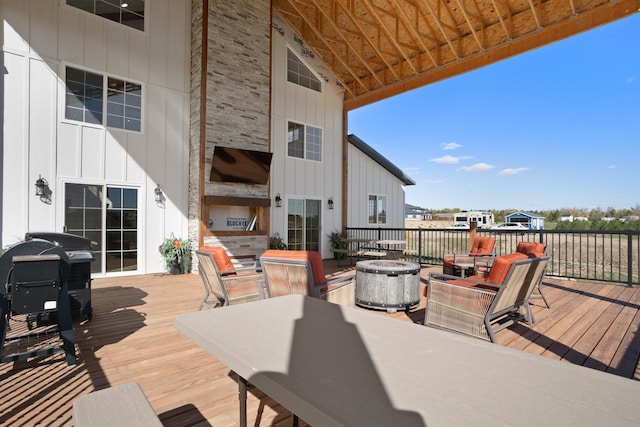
xmin=441 ymin=142 xmax=462 ymax=150
xmin=499 ymin=167 xmax=529 ymax=176
xmin=625 ymin=77 xmax=635 ymax=84
xmin=430 ymin=155 xmax=460 ymax=164
xmin=459 ymin=163 xmax=495 ymax=172
xmin=608 ymin=165 xmax=617 ymax=169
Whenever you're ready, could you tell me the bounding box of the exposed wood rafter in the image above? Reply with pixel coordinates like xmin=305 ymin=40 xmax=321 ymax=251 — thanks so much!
xmin=271 ymin=0 xmax=640 ymax=109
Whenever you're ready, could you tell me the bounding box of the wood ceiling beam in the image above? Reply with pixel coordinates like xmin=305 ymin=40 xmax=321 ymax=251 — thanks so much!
xmin=344 ymin=0 xmax=640 ymax=110
xmin=417 ymin=0 xmax=462 ymax=59
xmin=490 ymin=0 xmax=514 ymax=41
xmin=455 ymin=0 xmax=485 ymax=50
xmin=386 ymin=0 xmax=439 ymax=67
xmin=527 ymin=0 xmax=543 ymax=29
xmin=309 ymin=0 xmax=385 ymax=86
xmin=358 ymin=0 xmax=419 ymax=75
xmin=335 ymin=0 xmax=402 ymax=81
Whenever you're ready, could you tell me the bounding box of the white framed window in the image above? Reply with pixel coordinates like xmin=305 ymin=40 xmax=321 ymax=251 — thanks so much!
xmin=368 ymin=195 xmax=387 ymax=225
xmin=65 ymin=66 xmax=142 ymax=132
xmin=287 ymin=48 xmax=321 ymax=92
xmin=287 ymin=121 xmax=322 ymax=161
xmin=67 ymin=0 xmax=145 ymax=31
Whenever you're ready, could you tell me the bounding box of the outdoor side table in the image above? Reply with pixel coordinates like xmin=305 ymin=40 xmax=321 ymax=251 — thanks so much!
xmin=355 ymin=260 xmax=420 ymax=313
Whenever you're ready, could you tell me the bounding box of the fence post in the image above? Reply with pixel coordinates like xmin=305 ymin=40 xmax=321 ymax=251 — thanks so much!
xmin=418 ymin=229 xmax=423 ymax=265
xmin=628 ymin=233 xmax=633 ymax=287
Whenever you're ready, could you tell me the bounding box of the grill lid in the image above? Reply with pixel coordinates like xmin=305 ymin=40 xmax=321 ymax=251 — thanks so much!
xmin=25 ymin=232 xmax=95 ymax=251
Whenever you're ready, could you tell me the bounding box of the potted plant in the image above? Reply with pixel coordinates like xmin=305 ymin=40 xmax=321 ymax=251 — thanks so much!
xmin=328 ymin=230 xmax=348 ymax=259
xmin=159 ymin=233 xmax=192 ymax=274
xmin=269 ymin=232 xmax=288 ymax=250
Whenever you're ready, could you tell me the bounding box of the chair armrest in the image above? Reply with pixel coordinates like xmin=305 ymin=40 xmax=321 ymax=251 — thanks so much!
xmin=320 ymin=275 xmax=355 ymax=307
xmin=326 ymin=274 xmax=355 ymax=288
xmin=428 ymin=272 xmax=500 ymax=291
xmin=443 ymin=250 xmax=469 ymax=259
xmin=257 ymin=279 xmax=268 ymax=299
xmin=220 ymin=272 xmax=264 ymax=289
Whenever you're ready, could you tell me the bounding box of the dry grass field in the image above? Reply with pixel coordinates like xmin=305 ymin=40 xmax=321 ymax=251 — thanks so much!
xmin=405 ymin=219 xmax=453 ymax=229
xmin=402 ymin=219 xmax=639 ymax=285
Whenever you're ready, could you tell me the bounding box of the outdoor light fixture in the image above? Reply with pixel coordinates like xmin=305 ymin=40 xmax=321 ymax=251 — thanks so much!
xmin=275 ymin=193 xmax=282 ymax=208
xmin=154 ymin=185 xmax=164 ymax=204
xmin=35 ymin=175 xmax=48 ymax=196
xmin=328 ymin=197 xmax=334 ymax=210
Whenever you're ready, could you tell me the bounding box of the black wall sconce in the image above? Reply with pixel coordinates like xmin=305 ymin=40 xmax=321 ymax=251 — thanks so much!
xmin=35 ymin=175 xmax=48 ymax=196
xmin=328 ymin=197 xmax=334 ymax=210
xmin=275 ymin=193 xmax=282 ymax=208
xmin=154 ymin=185 xmax=165 ymax=205
xmin=35 ymin=175 xmax=52 ymax=204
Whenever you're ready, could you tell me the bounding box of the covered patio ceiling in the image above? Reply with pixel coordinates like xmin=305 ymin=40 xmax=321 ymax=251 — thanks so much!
xmin=272 ymin=0 xmax=640 ymax=110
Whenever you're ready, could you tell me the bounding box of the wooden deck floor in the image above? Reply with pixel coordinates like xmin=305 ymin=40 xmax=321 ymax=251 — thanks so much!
xmin=1 ymin=261 xmax=639 ymax=426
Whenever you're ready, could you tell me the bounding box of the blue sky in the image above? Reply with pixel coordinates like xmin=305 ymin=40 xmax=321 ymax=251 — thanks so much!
xmin=348 ymin=14 xmax=640 ymax=212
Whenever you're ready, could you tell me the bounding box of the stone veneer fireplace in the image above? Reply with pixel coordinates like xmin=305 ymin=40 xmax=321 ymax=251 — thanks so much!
xmin=189 ymin=0 xmax=272 ymax=261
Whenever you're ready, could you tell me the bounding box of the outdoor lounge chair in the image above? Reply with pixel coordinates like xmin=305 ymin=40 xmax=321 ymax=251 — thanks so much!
xmin=442 ymin=236 xmax=496 ymax=276
xmin=195 ymin=247 xmax=263 ymax=310
xmin=259 ymin=250 xmax=355 ymax=307
xmin=514 ymin=242 xmax=551 ymax=309
xmin=425 ymin=252 xmax=550 ymax=343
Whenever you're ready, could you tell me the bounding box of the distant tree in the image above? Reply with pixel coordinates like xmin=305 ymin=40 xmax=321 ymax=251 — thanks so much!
xmin=547 ymin=210 xmax=560 ymax=222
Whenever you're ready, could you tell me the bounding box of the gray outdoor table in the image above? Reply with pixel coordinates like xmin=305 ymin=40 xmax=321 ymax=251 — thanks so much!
xmin=175 ymin=294 xmax=640 ymax=427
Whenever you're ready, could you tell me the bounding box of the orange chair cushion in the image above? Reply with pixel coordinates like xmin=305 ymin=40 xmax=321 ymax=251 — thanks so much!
xmin=261 ymin=250 xmax=326 ymax=287
xmin=470 ymin=236 xmax=496 ymax=255
xmin=516 ymin=242 xmax=546 ymax=257
xmin=485 ymin=252 xmax=528 ymax=285
xmin=199 ymin=246 xmax=236 ymax=275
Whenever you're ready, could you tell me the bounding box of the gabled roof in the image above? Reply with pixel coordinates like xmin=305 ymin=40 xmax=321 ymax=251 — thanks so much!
xmin=506 ymin=211 xmax=545 ymax=219
xmin=348 ymin=134 xmax=415 ymax=186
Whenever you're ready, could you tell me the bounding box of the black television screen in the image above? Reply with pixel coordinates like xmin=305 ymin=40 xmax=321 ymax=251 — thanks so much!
xmin=209 ymin=146 xmax=273 ymax=185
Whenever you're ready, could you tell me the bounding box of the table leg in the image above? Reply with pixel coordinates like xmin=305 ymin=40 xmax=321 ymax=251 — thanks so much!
xmin=239 ymin=376 xmax=248 ymax=427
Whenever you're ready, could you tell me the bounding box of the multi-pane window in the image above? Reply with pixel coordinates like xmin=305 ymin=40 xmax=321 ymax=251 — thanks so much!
xmin=107 ymin=78 xmax=142 ymax=131
xmin=106 ymin=187 xmax=138 ymax=273
xmin=67 ymin=0 xmax=145 ymax=31
xmin=65 ymin=66 xmax=142 ymax=132
xmin=287 ymin=48 xmax=321 ymax=92
xmin=64 ymin=183 xmax=139 ymax=274
xmin=287 ymin=198 xmax=321 ymax=251
xmin=65 ymin=68 xmax=103 ymax=125
xmin=287 ymin=121 xmax=322 ymax=161
xmin=368 ymin=195 xmax=387 ymax=225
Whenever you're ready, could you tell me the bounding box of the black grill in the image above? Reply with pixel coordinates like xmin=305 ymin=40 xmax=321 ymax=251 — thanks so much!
xmin=24 ymin=232 xmax=95 ymax=320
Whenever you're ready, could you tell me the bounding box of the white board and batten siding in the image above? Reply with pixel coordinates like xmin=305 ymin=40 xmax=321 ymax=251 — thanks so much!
xmin=1 ymin=0 xmax=191 ymax=275
xmin=270 ymin=19 xmax=345 ymax=259
xmin=347 ymin=144 xmax=407 ymax=230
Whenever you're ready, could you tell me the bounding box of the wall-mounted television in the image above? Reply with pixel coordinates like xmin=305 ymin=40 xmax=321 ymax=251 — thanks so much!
xmin=209 ymin=146 xmax=273 ymax=185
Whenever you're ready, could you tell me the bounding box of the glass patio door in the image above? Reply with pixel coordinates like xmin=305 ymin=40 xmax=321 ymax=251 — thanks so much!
xmin=287 ymin=198 xmax=320 ymax=251
xmin=64 ymin=183 xmax=139 ymax=274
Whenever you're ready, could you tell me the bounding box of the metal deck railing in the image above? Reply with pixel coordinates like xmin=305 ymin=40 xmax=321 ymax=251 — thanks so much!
xmin=346 ymin=227 xmax=640 ymax=287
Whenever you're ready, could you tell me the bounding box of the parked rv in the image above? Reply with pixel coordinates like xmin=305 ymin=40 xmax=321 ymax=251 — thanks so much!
xmin=452 ymin=211 xmax=495 ymax=229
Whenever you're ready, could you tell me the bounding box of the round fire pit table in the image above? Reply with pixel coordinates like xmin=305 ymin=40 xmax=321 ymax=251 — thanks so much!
xmin=355 ymin=259 xmax=421 ymax=313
